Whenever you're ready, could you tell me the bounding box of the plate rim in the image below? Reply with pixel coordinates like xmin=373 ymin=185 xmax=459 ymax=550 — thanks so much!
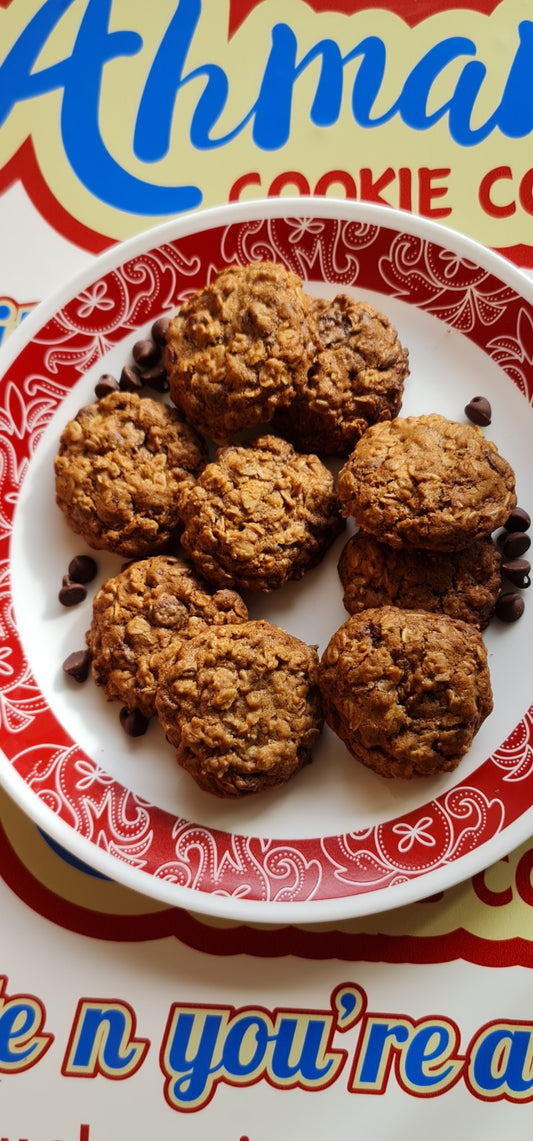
xmin=4 ymin=194 xmax=533 ymax=369
xmin=3 ymin=756 xmax=533 ymax=923
xmin=2 ymin=194 xmax=533 ymax=923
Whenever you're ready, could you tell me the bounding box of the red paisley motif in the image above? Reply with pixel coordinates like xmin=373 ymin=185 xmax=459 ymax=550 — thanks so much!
xmin=2 ymin=210 xmax=533 ymax=908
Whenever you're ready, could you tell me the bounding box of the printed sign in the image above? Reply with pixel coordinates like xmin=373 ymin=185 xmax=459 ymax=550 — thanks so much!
xmin=2 ymin=0 xmax=533 ymax=262
xmin=4 ymin=972 xmax=533 ymax=1111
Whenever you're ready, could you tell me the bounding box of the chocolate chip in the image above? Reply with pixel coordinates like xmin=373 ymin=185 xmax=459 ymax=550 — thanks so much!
xmin=502 ymin=531 xmax=531 ymax=559
xmin=68 ymin=554 xmax=98 ymax=584
xmin=119 ymin=364 xmax=143 ymax=392
xmin=502 ymin=558 xmax=531 ymax=588
xmin=465 ymin=396 xmax=492 ymax=426
xmin=504 ymin=506 xmax=531 ymax=533
xmin=132 ymin=338 xmax=160 ymax=370
xmin=139 ymin=363 xmax=169 ymax=392
xmin=62 ymin=650 xmax=91 ymax=683
xmin=95 ymin=373 xmax=119 ymax=398
xmin=495 ymin=591 xmax=525 ymax=622
xmin=151 ymin=317 xmax=170 ymax=347
xmin=58 ymin=576 xmax=87 ymax=607
xmin=119 ymin=707 xmax=149 ymax=737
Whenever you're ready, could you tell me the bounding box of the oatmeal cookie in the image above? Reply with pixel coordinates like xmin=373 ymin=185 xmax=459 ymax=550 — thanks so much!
xmin=179 ymin=434 xmax=344 ymax=592
xmin=338 ymin=531 xmax=501 ymax=629
xmin=337 ymin=413 xmax=516 ymax=550
xmin=54 ymin=391 xmax=206 ymax=558
xmin=319 ymin=606 xmax=493 ymax=779
xmin=87 ymin=555 xmax=248 ymax=719
xmin=273 ymin=295 xmax=409 ymax=455
xmin=155 ymin=619 xmax=322 ymax=797
xmin=164 ymin=261 xmax=312 ymax=444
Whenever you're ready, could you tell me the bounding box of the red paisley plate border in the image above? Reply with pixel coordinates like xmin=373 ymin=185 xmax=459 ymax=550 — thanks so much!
xmin=1 ymin=197 xmax=533 ymax=922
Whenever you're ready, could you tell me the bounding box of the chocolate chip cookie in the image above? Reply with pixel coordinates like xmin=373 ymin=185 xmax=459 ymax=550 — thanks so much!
xmin=156 ymin=619 xmax=323 ymax=797
xmin=319 ymin=606 xmax=493 ymax=779
xmin=87 ymin=555 xmax=248 ymax=719
xmin=179 ymin=434 xmax=344 ymax=592
xmin=338 ymin=531 xmax=501 ymax=628
xmin=273 ymin=294 xmax=409 ymax=455
xmin=54 ymin=391 xmax=206 ymax=558
xmin=165 ymin=261 xmax=312 ymax=444
xmin=337 ymin=413 xmax=516 ymax=550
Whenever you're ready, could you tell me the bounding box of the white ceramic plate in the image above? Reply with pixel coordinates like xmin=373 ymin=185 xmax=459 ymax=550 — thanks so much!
xmin=1 ymin=196 xmax=533 ymax=923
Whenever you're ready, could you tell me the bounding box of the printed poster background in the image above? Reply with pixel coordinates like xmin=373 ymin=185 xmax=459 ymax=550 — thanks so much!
xmin=2 ymin=0 xmax=533 ymax=1137
xmin=3 ymin=0 xmax=533 ymax=313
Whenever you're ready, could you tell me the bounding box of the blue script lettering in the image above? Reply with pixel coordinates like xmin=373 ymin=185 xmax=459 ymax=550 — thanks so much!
xmin=270 ymin=1015 xmax=338 ymax=1081
xmin=164 ymin=1010 xmax=223 ymax=1106
xmin=251 ymin=25 xmax=351 ymax=149
xmin=134 ymin=0 xmax=252 ymax=159
xmin=391 ymin=37 xmax=477 ymax=131
xmin=2 ymin=1 xmax=533 ymax=219
xmin=470 ymin=1027 xmax=533 ymax=1097
xmin=0 ymin=1002 xmax=44 ymax=1065
xmin=67 ymin=1005 xmax=142 ymax=1073
xmin=405 ymin=21 xmax=533 ymax=144
xmin=488 ymin=21 xmax=533 ymax=141
xmin=252 ymin=24 xmax=533 ymax=147
xmin=0 ymin=0 xmax=202 ymax=215
xmin=0 ymin=0 xmax=73 ymax=119
xmin=161 ymin=1000 xmax=345 ymax=1110
xmin=402 ymin=1024 xmax=458 ymax=1090
xmin=222 ymin=1016 xmax=268 ymax=1077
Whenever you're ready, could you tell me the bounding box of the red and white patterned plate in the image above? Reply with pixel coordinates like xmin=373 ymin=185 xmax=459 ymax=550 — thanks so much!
xmin=1 ymin=197 xmax=533 ymax=922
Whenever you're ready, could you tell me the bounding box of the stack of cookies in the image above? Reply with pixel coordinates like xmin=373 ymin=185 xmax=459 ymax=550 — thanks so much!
xmin=318 ymin=412 xmax=517 ymax=780
xmin=53 ymin=260 xmax=520 ymax=796
xmin=58 ymin=261 xmax=410 ymax=798
xmin=336 ymin=412 xmax=513 ymax=631
xmin=164 ymin=262 xmax=410 ymax=453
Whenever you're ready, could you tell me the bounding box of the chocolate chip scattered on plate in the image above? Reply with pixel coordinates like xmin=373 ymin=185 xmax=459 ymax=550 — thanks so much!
xmin=95 ymin=373 xmax=119 ymax=399
xmin=119 ymin=706 xmax=149 ymax=737
xmin=62 ymin=650 xmax=91 ymax=682
xmin=68 ymin=554 xmax=98 ymax=584
xmin=58 ymin=576 xmax=87 ymax=607
xmin=504 ymin=506 xmax=531 ymax=533
xmin=502 ymin=558 xmax=531 ymax=588
xmin=495 ymin=591 xmax=525 ymax=622
xmin=465 ymin=395 xmax=492 ymax=426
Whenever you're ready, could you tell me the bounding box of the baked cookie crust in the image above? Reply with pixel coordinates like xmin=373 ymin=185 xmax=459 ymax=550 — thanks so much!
xmin=179 ymin=434 xmax=344 ymax=592
xmin=319 ymin=606 xmax=493 ymax=779
xmin=54 ymin=391 xmax=206 ymax=558
xmin=165 ymin=261 xmax=311 ymax=444
xmin=156 ymin=619 xmax=323 ymax=797
xmin=337 ymin=413 xmax=516 ymax=550
xmin=274 ymin=295 xmax=409 ymax=455
xmin=338 ymin=530 xmax=501 ymax=628
xmin=87 ymin=555 xmax=248 ymax=719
